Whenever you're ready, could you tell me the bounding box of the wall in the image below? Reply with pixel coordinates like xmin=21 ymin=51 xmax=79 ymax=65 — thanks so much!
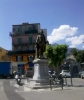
xmin=0 ymin=47 xmax=9 ymax=61
xmin=2 ymin=55 xmax=11 ymax=61
xmin=11 ymin=54 xmax=35 ymax=62
xmin=12 ymin=35 xmax=37 ymax=44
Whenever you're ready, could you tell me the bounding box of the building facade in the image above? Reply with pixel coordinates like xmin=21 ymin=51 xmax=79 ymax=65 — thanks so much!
xmin=8 ymin=22 xmax=47 ymax=62
xmin=0 ymin=47 xmax=11 ymax=61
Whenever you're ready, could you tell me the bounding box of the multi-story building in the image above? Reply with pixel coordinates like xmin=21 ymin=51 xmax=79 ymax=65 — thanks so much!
xmin=0 ymin=47 xmax=11 ymax=61
xmin=8 ymin=22 xmax=47 ymax=63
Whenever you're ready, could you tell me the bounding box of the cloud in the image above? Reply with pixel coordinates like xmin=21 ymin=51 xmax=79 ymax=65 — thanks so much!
xmin=82 ymin=46 xmax=84 ymax=48
xmin=47 ymin=25 xmax=78 ymax=44
xmin=66 ymin=35 xmax=84 ymax=48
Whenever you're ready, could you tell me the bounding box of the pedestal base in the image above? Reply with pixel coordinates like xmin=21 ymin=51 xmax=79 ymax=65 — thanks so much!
xmin=29 ymin=79 xmax=51 ymax=89
xmin=29 ymin=58 xmax=51 ymax=89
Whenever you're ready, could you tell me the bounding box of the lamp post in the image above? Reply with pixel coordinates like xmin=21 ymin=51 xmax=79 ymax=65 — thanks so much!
xmin=69 ymin=64 xmax=73 ymax=86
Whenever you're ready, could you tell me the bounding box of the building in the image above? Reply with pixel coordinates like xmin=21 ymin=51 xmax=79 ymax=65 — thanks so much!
xmin=63 ymin=55 xmax=80 ymax=77
xmin=7 ymin=22 xmax=47 ymax=63
xmin=0 ymin=47 xmax=11 ymax=61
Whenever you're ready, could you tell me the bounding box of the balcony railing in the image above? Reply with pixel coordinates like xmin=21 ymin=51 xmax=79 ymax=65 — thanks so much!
xmin=10 ymin=30 xmax=38 ymax=36
xmin=7 ymin=50 xmax=35 ymax=55
xmin=12 ymin=41 xmax=36 ymax=46
xmin=25 ymin=30 xmax=38 ymax=34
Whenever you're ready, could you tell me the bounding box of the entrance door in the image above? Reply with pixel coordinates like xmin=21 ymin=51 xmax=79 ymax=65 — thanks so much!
xmin=73 ymin=66 xmax=78 ymax=73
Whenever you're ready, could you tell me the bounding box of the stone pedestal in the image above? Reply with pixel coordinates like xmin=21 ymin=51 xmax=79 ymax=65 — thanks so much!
xmin=29 ymin=58 xmax=50 ymax=88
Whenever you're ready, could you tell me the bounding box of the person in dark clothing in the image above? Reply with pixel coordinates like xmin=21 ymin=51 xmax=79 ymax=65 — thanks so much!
xmin=25 ymin=69 xmax=29 ymax=82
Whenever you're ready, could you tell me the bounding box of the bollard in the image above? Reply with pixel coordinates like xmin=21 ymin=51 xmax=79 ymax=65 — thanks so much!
xmin=70 ymin=75 xmax=73 ymax=86
xmin=65 ymin=75 xmax=67 ymax=85
xmin=61 ymin=77 xmax=63 ymax=90
xmin=50 ymin=77 xmax=52 ymax=90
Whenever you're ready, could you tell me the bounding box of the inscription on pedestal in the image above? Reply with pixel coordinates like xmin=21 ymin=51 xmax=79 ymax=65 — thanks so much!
xmin=33 ymin=59 xmax=49 ymax=80
xmin=40 ymin=64 xmax=48 ymax=75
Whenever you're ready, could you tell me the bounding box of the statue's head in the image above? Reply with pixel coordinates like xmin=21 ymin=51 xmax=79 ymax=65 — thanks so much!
xmin=40 ymin=30 xmax=43 ymax=35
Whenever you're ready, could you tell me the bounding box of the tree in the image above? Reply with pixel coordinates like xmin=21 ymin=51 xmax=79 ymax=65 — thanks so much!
xmin=71 ymin=48 xmax=84 ymax=63
xmin=76 ymin=50 xmax=84 ymax=63
xmin=71 ymin=48 xmax=79 ymax=59
xmin=44 ymin=44 xmax=68 ymax=72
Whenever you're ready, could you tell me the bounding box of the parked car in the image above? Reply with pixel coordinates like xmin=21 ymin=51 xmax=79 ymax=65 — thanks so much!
xmin=81 ymin=72 xmax=84 ymax=79
xmin=78 ymin=71 xmax=84 ymax=78
xmin=60 ymin=70 xmax=71 ymax=77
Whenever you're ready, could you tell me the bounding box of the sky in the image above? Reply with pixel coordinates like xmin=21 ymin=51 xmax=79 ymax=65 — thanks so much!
xmin=0 ymin=0 xmax=84 ymax=50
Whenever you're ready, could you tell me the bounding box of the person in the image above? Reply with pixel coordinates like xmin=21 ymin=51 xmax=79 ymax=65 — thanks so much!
xmin=25 ymin=69 xmax=28 ymax=82
xmin=15 ymin=69 xmax=22 ymax=80
xmin=13 ymin=71 xmax=17 ymax=78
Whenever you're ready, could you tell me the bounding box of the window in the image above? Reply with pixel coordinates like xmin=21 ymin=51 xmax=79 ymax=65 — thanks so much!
xmin=17 ymin=38 xmax=22 ymax=44
xmin=0 ymin=49 xmax=2 ymax=52
xmin=2 ymin=56 xmax=3 ymax=59
xmin=28 ymin=55 xmax=34 ymax=61
xmin=18 ymin=27 xmax=22 ymax=33
xmin=29 ymin=27 xmax=33 ymax=30
xmin=18 ymin=47 xmax=22 ymax=51
xmin=17 ymin=56 xmax=23 ymax=62
xmin=29 ymin=46 xmax=34 ymax=50
xmin=29 ymin=37 xmax=33 ymax=43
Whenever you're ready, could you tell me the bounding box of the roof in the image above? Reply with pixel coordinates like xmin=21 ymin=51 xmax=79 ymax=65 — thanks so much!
xmin=12 ymin=23 xmax=40 ymax=26
xmin=0 ymin=47 xmax=7 ymax=51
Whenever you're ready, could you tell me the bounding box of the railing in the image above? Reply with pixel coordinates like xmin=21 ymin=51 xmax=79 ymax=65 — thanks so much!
xmin=12 ymin=42 xmax=36 ymax=45
xmin=9 ymin=30 xmax=38 ymax=36
xmin=7 ymin=50 xmax=35 ymax=55
xmin=25 ymin=30 xmax=38 ymax=34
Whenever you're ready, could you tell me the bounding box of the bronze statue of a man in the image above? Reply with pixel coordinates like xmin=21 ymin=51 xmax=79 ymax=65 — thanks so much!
xmin=35 ymin=30 xmax=48 ymax=58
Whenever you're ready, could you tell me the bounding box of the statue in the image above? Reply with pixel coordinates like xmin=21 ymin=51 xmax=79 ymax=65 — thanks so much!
xmin=35 ymin=30 xmax=48 ymax=58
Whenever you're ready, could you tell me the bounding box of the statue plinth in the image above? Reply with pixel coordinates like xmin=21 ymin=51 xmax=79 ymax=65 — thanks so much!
xmin=29 ymin=58 xmax=50 ymax=89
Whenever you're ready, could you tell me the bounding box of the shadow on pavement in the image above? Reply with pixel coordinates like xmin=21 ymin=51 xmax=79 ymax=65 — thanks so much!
xmin=19 ymin=83 xmax=24 ymax=86
xmin=73 ymin=85 xmax=84 ymax=87
xmin=52 ymin=88 xmax=72 ymax=91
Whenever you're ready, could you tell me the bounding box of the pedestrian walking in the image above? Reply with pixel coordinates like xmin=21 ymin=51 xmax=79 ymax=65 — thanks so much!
xmin=25 ymin=69 xmax=29 ymax=82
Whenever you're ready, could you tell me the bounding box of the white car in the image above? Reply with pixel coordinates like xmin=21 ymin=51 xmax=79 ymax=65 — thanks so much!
xmin=81 ymin=72 xmax=84 ymax=79
xmin=78 ymin=71 xmax=84 ymax=78
xmin=60 ymin=70 xmax=71 ymax=77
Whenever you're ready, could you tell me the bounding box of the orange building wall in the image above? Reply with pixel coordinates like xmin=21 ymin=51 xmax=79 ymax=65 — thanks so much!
xmin=23 ymin=55 xmax=28 ymax=62
xmin=11 ymin=54 xmax=35 ymax=62
xmin=12 ymin=56 xmax=16 ymax=62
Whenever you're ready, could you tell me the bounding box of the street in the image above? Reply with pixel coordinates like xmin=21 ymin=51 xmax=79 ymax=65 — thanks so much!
xmin=0 ymin=78 xmax=84 ymax=100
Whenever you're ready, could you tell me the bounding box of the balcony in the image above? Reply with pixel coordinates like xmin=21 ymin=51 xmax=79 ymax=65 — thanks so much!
xmin=12 ymin=41 xmax=36 ymax=46
xmin=7 ymin=50 xmax=35 ymax=55
xmin=25 ymin=30 xmax=38 ymax=34
xmin=10 ymin=32 xmax=22 ymax=37
xmin=10 ymin=30 xmax=39 ymax=37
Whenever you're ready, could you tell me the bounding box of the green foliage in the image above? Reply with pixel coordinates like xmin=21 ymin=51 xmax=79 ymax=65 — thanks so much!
xmin=71 ymin=48 xmax=84 ymax=63
xmin=44 ymin=44 xmax=68 ymax=67
xmin=71 ymin=48 xmax=79 ymax=58
xmin=76 ymin=50 xmax=84 ymax=63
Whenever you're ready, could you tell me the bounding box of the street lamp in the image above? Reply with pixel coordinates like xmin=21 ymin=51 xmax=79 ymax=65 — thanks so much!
xmin=69 ymin=64 xmax=73 ymax=86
